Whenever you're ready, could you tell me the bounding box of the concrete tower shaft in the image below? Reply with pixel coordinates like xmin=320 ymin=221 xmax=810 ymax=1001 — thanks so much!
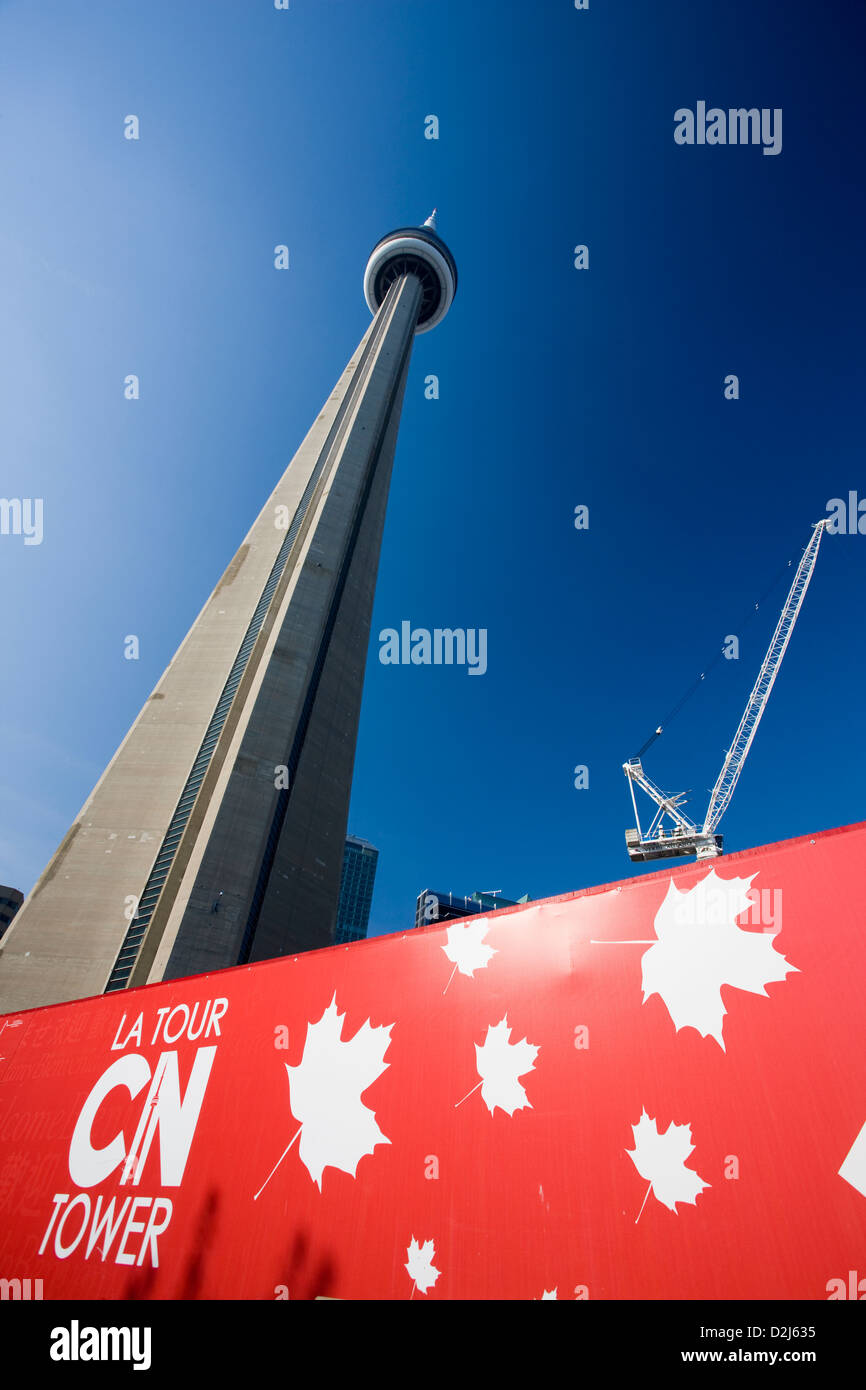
xmin=0 ymin=218 xmax=457 ymax=1012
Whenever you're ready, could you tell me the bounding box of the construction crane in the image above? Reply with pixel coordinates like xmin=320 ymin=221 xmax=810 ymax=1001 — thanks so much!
xmin=623 ymin=520 xmax=827 ymax=863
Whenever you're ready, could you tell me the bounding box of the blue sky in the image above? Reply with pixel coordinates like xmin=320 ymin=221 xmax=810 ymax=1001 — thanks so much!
xmin=0 ymin=0 xmax=863 ymax=940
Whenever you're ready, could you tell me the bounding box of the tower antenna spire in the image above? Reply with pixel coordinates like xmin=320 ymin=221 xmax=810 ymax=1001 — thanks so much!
xmin=423 ymin=209 xmax=438 ymax=230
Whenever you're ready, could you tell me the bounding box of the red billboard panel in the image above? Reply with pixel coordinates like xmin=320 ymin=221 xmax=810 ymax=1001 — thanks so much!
xmin=1 ymin=822 xmax=864 ymax=1299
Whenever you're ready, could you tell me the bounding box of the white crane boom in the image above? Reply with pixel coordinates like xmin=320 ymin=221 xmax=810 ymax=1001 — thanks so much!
xmin=702 ymin=519 xmax=827 ymax=835
xmin=623 ymin=520 xmax=827 ymax=863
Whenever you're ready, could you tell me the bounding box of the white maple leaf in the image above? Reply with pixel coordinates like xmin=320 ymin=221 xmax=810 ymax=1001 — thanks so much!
xmin=405 ymin=1237 xmax=440 ymax=1295
xmin=456 ymin=1016 xmax=538 ymax=1116
xmin=540 ymin=1288 xmax=557 ymax=1300
xmin=640 ymin=870 xmax=798 ymax=1049
xmin=441 ymin=919 xmax=496 ymax=992
xmin=839 ymin=1119 xmax=866 ymax=1200
xmin=255 ymin=995 xmax=392 ymax=1193
xmin=627 ymin=1109 xmax=710 ymax=1218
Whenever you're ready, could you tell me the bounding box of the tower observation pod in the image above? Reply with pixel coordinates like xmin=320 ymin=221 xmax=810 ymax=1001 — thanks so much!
xmin=0 ymin=215 xmax=457 ymax=1014
xmin=363 ymin=209 xmax=458 ymax=333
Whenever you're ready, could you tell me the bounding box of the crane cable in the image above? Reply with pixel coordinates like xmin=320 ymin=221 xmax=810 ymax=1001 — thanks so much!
xmin=632 ymin=547 xmax=804 ymax=760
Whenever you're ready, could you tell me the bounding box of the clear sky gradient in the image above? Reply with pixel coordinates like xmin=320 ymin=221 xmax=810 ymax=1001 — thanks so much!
xmin=1 ymin=0 xmax=863 ymax=939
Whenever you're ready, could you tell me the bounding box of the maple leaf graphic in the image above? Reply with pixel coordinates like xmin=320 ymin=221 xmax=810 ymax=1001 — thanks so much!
xmin=627 ymin=1109 xmax=710 ymax=1220
xmin=640 ymin=870 xmax=797 ymax=1050
xmin=839 ymin=1119 xmax=866 ymax=1200
xmin=254 ymin=995 xmax=393 ymax=1196
xmin=441 ymin=919 xmax=496 ymax=993
xmin=456 ymin=1016 xmax=539 ymax=1115
xmin=405 ymin=1237 xmax=440 ymax=1296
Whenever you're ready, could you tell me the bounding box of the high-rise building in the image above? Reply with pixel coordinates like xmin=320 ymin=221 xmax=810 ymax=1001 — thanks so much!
xmin=0 ymin=214 xmax=457 ymax=1013
xmin=414 ymin=888 xmax=531 ymax=930
xmin=0 ymin=887 xmax=23 ymax=941
xmin=334 ymin=835 xmax=379 ymax=945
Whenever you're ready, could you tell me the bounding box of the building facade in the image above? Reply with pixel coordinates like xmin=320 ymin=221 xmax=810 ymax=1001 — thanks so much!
xmin=414 ymin=888 xmax=530 ymax=931
xmin=0 ymin=887 xmax=23 ymax=942
xmin=334 ymin=836 xmax=379 ymax=944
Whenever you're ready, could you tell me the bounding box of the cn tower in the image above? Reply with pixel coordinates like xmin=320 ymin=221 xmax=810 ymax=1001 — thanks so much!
xmin=0 ymin=214 xmax=458 ymax=1011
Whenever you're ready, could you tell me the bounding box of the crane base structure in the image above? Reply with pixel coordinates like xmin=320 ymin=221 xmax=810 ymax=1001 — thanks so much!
xmin=624 ymin=831 xmax=723 ymax=863
xmin=623 ymin=758 xmax=723 ymax=862
xmin=624 ymin=828 xmax=723 ymax=863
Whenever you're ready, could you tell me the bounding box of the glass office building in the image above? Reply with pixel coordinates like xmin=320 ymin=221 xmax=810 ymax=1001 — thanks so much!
xmin=0 ymin=887 xmax=23 ymax=941
xmin=414 ymin=888 xmax=530 ymax=930
xmin=334 ymin=836 xmax=380 ymax=945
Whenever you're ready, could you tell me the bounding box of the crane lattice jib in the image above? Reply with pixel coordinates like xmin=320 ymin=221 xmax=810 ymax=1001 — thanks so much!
xmin=702 ymin=521 xmax=827 ymax=835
